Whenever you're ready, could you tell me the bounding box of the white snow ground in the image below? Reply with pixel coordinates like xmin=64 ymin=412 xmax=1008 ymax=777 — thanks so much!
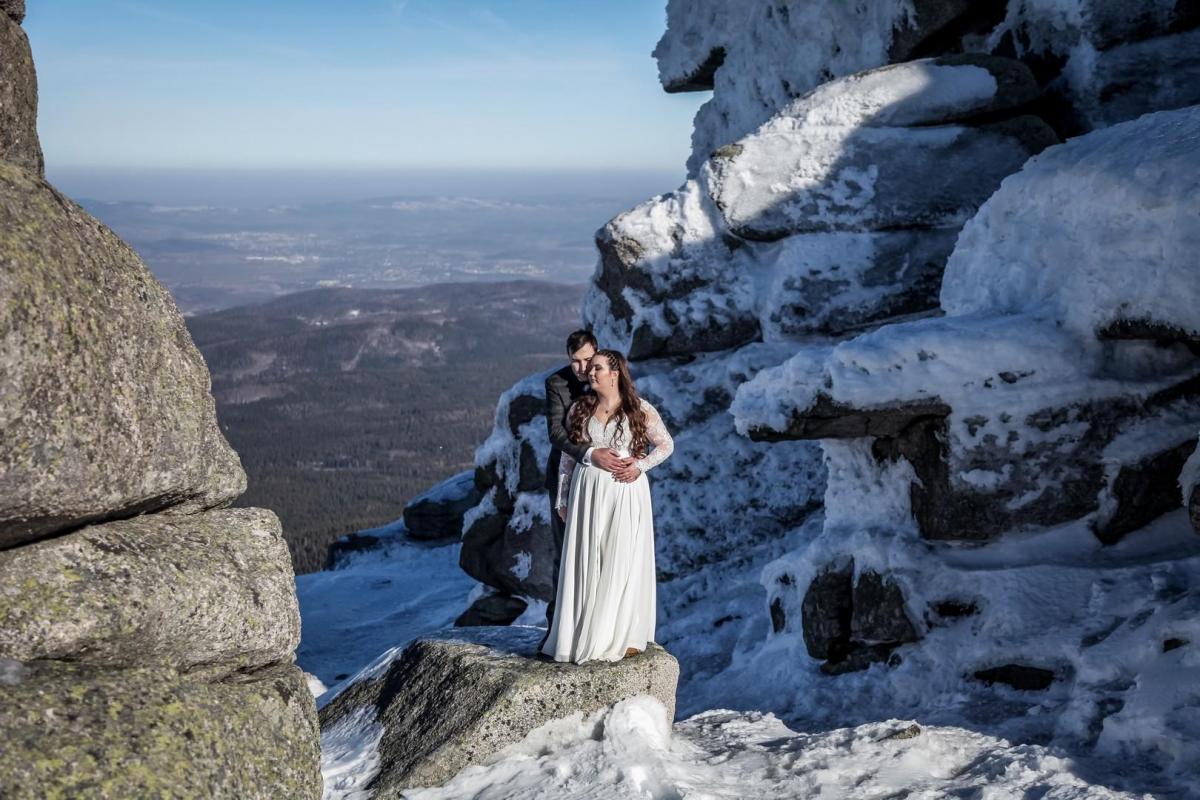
xmin=299 ymin=506 xmax=1200 ymax=798
xmin=405 ymin=696 xmax=1151 ymax=800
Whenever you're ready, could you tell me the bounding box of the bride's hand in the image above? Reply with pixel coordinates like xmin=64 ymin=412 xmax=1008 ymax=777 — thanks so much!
xmin=612 ymin=461 xmax=641 ymax=483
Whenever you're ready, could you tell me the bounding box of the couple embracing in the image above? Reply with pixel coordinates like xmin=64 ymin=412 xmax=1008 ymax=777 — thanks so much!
xmin=540 ymin=330 xmax=674 ymax=665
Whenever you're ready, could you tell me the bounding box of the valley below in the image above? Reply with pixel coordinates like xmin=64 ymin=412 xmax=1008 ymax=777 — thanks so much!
xmin=186 ymin=280 xmax=583 ymax=572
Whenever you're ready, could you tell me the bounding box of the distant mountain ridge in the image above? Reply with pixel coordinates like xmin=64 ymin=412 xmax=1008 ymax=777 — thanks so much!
xmin=186 ymin=280 xmax=584 ymax=573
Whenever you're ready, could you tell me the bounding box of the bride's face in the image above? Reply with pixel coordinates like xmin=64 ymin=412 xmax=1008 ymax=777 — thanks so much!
xmin=587 ymin=357 xmax=619 ymax=392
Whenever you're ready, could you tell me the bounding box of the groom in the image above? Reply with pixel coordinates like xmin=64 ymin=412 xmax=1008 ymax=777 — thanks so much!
xmin=542 ymin=330 xmax=633 ymax=641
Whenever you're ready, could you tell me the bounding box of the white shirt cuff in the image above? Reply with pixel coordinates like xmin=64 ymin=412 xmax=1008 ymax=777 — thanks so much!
xmin=581 ymin=447 xmax=595 ymax=466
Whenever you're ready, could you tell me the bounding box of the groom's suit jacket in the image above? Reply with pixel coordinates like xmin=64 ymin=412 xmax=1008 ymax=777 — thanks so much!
xmin=544 ymin=366 xmax=591 ymax=495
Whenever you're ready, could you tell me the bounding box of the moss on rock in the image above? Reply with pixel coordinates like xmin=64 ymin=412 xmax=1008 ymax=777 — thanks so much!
xmin=0 ymin=659 xmax=321 ymax=799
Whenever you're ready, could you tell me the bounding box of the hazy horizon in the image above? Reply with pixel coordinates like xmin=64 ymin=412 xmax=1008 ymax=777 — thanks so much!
xmin=49 ymin=164 xmax=685 ymax=208
xmin=63 ymin=165 xmax=675 ymax=315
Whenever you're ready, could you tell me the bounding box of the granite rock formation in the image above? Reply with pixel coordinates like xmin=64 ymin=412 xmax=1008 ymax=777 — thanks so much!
xmin=0 ymin=12 xmax=320 ymax=797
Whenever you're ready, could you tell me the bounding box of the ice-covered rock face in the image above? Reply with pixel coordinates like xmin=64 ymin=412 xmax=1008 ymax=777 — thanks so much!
xmin=652 ymin=0 xmax=985 ymax=173
xmin=657 ymin=0 xmax=1200 ymax=173
xmin=740 ymin=106 xmax=1200 ymax=548
xmin=943 ymin=105 xmax=1200 ymax=339
xmin=586 ymin=55 xmax=1053 ymax=360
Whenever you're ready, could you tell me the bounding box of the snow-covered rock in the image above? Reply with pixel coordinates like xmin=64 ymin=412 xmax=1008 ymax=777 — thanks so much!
xmin=709 ymin=115 xmax=1055 ymax=240
xmin=653 ymin=0 xmax=1007 ymax=172
xmin=943 ymin=105 xmax=1200 ymax=339
xmin=318 ymin=628 xmax=678 ymax=794
xmin=704 ymin=56 xmax=1055 ymax=240
xmin=740 ymin=107 xmax=1200 ymax=544
xmin=403 ymin=470 xmax=482 ymax=541
xmin=1078 ymin=28 xmax=1200 ymax=129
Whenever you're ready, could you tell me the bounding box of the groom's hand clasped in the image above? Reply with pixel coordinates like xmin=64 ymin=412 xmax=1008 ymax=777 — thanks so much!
xmin=591 ymin=447 xmax=640 ymax=484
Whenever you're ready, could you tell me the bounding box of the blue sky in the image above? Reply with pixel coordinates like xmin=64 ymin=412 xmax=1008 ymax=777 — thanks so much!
xmin=25 ymin=0 xmax=703 ymax=170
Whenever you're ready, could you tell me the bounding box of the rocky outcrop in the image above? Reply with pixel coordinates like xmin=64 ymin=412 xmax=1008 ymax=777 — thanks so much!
xmin=0 ymin=14 xmax=320 ymax=798
xmin=585 ymin=56 xmax=1056 ymax=361
xmin=319 ymin=629 xmax=679 ymax=793
xmin=403 ymin=470 xmax=481 ymax=541
xmin=0 ymin=660 xmax=320 ymax=799
xmin=460 ymin=506 xmax=557 ymax=600
xmin=0 ymin=14 xmax=40 ymax=175
xmin=0 ymin=162 xmax=245 ymax=547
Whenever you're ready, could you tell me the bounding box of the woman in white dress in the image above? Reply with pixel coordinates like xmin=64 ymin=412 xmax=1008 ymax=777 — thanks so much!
xmin=541 ymin=349 xmax=674 ymax=664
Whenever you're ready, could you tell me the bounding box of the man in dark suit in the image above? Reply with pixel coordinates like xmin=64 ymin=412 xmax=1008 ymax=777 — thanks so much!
xmin=542 ymin=330 xmax=631 ymax=642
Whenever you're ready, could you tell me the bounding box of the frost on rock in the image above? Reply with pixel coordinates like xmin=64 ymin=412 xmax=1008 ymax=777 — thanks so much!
xmin=584 ymin=180 xmax=758 ymax=360
xmin=590 ymin=56 xmax=1056 ymax=358
xmin=741 ymin=107 xmax=1200 ymax=546
xmin=652 ymin=0 xmax=983 ymax=173
xmin=704 ymin=57 xmax=1055 ymax=241
xmin=459 ymin=371 xmax=558 ymax=602
xmin=944 ymin=105 xmax=1200 ymax=339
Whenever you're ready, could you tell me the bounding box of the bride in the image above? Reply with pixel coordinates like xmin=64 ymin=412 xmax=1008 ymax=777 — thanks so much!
xmin=541 ymin=349 xmax=674 ymax=664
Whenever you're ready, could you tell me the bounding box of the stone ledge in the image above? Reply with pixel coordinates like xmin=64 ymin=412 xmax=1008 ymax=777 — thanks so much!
xmin=319 ymin=627 xmax=679 ymax=793
xmin=0 ymin=508 xmax=300 ymax=671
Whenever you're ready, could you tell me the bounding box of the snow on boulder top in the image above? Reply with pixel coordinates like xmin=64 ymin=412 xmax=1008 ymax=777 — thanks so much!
xmin=763 ymin=56 xmax=1038 ymax=132
xmin=941 ymin=105 xmax=1200 ymax=339
xmin=652 ymin=0 xmax=912 ymax=171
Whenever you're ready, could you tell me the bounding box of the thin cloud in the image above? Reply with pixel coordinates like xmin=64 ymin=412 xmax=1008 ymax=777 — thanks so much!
xmin=113 ymin=1 xmax=314 ymax=60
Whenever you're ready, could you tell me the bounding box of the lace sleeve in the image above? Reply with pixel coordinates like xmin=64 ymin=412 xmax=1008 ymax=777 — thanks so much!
xmin=556 ymin=451 xmax=576 ymax=511
xmin=634 ymin=400 xmax=674 ymax=473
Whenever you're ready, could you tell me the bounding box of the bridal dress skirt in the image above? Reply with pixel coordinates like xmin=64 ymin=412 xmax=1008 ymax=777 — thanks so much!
xmin=542 ymin=463 xmax=657 ymax=664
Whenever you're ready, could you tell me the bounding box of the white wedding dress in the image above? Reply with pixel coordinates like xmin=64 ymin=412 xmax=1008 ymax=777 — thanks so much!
xmin=542 ymin=398 xmax=674 ymax=664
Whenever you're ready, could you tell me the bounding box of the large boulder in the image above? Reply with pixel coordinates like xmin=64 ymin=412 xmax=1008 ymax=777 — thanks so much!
xmin=0 ymin=659 xmax=321 ymax=799
xmin=0 ymin=14 xmax=41 ymax=175
xmin=704 ymin=57 xmax=1054 ymax=241
xmin=708 ymin=116 xmax=1056 ymax=241
xmin=799 ymin=562 xmax=918 ymax=669
xmin=585 ymin=180 xmax=759 ymax=360
xmin=0 ymin=163 xmax=245 ymax=547
xmin=403 ymin=470 xmax=482 ymax=541
xmin=0 ymin=508 xmax=299 ymax=670
xmin=319 ymin=628 xmax=679 ymax=793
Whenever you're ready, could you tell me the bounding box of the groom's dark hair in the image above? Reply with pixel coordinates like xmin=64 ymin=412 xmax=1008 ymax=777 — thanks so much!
xmin=566 ymin=329 xmax=598 ymax=355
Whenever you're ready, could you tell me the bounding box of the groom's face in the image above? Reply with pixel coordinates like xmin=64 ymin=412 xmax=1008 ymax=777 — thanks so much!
xmin=568 ymin=343 xmax=597 ymax=382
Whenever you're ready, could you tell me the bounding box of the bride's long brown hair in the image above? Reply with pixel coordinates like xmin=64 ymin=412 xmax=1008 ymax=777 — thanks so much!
xmin=567 ymin=349 xmax=648 ymax=458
